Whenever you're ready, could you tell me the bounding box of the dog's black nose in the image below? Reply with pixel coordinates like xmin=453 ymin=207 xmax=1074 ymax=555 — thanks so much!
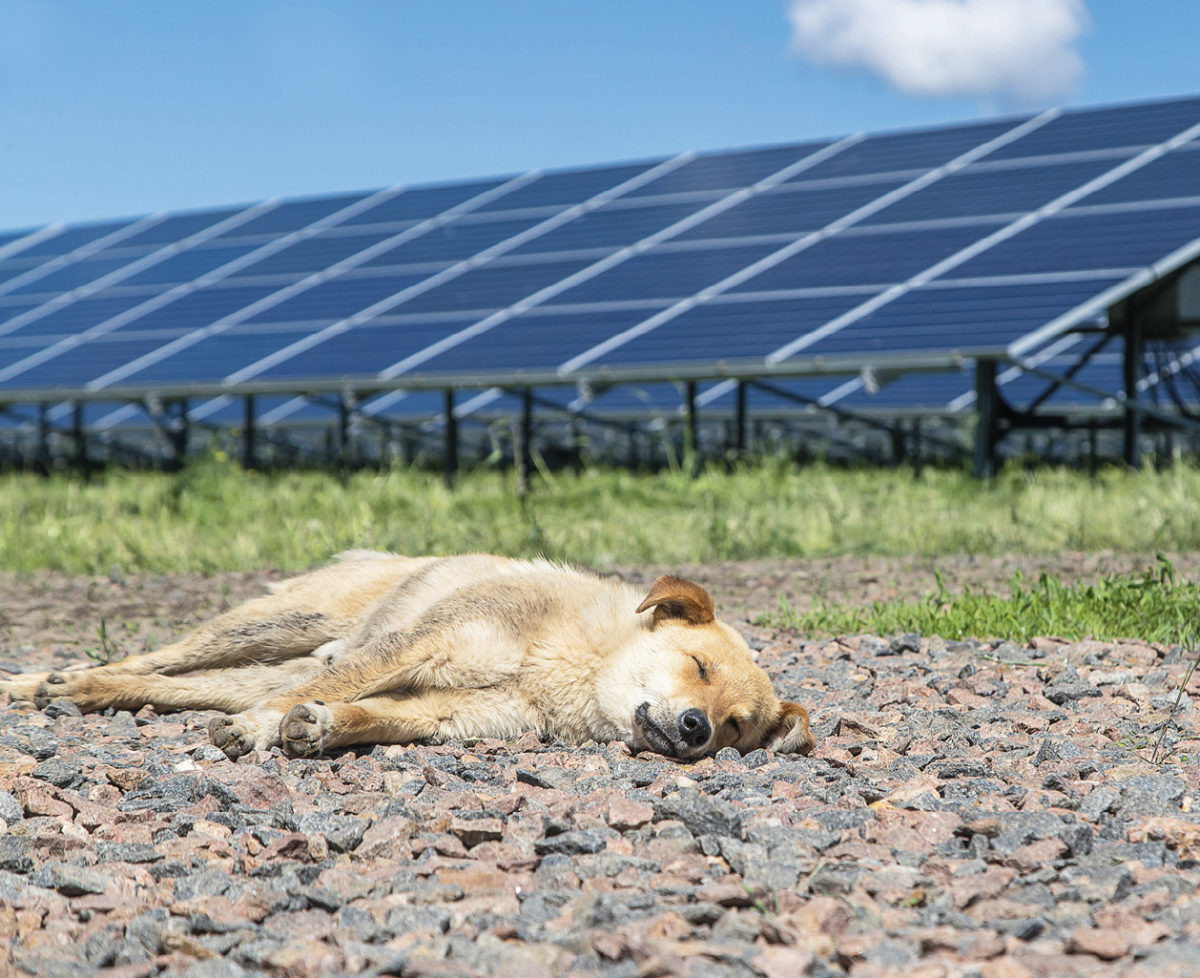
xmin=677 ymin=708 xmax=711 ymax=748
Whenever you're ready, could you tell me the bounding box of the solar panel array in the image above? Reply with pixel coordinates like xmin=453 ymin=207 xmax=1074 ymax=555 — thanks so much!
xmin=2 ymin=94 xmax=1199 ymax=442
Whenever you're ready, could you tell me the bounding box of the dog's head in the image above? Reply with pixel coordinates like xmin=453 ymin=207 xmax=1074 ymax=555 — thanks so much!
xmin=603 ymin=574 xmax=815 ymax=760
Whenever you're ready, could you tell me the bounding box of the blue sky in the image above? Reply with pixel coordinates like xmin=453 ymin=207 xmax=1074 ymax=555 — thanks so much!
xmin=2 ymin=0 xmax=1198 ymax=231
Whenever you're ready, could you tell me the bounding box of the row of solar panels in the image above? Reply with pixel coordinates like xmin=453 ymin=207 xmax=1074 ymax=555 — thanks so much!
xmin=2 ymin=95 xmax=1200 ymax=439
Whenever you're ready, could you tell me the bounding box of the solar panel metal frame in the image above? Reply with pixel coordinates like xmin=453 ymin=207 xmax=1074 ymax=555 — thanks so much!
xmin=3 ymin=94 xmax=1200 ymax=472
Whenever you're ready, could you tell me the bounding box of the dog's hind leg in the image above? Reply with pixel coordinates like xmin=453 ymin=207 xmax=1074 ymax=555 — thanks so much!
xmin=32 ymin=657 xmax=326 ymax=714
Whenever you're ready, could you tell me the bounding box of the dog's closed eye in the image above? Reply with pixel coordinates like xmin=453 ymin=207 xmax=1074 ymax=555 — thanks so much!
xmin=690 ymin=655 xmax=709 ymax=682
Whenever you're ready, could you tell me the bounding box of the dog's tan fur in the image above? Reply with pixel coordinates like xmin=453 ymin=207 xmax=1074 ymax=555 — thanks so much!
xmin=2 ymin=552 xmax=815 ymax=760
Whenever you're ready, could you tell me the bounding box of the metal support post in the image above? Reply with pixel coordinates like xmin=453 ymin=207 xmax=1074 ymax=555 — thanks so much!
xmin=734 ymin=381 xmax=747 ymax=457
xmin=36 ymin=402 xmax=49 ymax=473
xmin=685 ymin=380 xmax=698 ymax=476
xmin=1123 ymin=321 xmax=1143 ymax=468
xmin=72 ymin=401 xmax=87 ymax=473
xmin=973 ymin=360 xmax=1000 ymax=479
xmin=519 ymin=387 xmax=533 ymax=488
xmin=242 ymin=395 xmax=257 ymax=470
xmin=443 ymin=389 xmax=458 ymax=487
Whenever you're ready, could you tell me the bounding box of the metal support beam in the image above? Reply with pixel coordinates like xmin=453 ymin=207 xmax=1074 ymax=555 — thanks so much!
xmin=443 ymin=389 xmax=458 ymax=487
xmin=973 ymin=359 xmax=1000 ymax=479
xmin=72 ymin=401 xmax=87 ymax=473
xmin=684 ymin=380 xmax=698 ymax=476
xmin=734 ymin=381 xmax=747 ymax=456
xmin=35 ymin=402 xmax=49 ymax=474
xmin=519 ymin=387 xmax=533 ymax=487
xmin=1123 ymin=320 xmax=1143 ymax=468
xmin=172 ymin=399 xmax=190 ymax=469
xmin=337 ymin=393 xmax=351 ymax=466
xmin=242 ymin=395 xmax=257 ymax=470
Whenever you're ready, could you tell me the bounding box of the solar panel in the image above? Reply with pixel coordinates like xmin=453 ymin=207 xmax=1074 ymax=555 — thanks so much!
xmin=3 ymin=93 xmax=1200 ymax=472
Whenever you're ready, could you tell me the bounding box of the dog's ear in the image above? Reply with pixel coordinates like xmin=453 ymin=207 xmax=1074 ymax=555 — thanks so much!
xmin=762 ymin=701 xmax=815 ymax=755
xmin=635 ymin=575 xmax=716 ymax=627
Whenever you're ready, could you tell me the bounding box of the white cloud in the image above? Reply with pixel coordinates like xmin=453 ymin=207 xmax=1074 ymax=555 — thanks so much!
xmin=788 ymin=0 xmax=1090 ymax=103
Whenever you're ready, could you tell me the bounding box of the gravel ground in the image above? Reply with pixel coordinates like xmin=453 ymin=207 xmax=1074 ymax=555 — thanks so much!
xmin=2 ymin=554 xmax=1200 ymax=978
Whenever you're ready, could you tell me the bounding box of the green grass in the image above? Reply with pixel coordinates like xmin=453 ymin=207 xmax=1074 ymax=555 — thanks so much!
xmin=765 ymin=557 xmax=1200 ymax=645
xmin=6 ymin=454 xmax=1200 ymax=574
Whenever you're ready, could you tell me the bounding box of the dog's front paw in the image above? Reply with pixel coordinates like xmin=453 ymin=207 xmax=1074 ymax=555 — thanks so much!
xmin=209 ymin=711 xmax=280 ymax=760
xmin=1 ymin=672 xmax=52 ymax=705
xmin=280 ymin=702 xmax=333 ymax=758
xmin=34 ymin=673 xmax=85 ymax=710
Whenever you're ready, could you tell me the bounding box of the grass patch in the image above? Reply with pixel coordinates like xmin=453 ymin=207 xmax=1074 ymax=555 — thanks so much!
xmin=765 ymin=557 xmax=1200 ymax=644
xmin=6 ymin=455 xmax=1200 ymax=574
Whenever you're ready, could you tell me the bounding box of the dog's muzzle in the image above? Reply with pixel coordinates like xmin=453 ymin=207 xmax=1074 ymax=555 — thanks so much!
xmin=633 ymin=702 xmax=712 ymax=757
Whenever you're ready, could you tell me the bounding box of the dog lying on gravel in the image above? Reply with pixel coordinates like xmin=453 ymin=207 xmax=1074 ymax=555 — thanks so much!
xmin=2 ymin=552 xmax=815 ymax=761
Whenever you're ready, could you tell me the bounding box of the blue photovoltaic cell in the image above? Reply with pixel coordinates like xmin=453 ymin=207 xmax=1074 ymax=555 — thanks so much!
xmin=414 ymin=307 xmax=656 ymax=373
xmin=553 ymin=243 xmax=779 ymax=305
xmin=362 ymin=215 xmax=546 ymax=267
xmin=987 ymin=97 xmax=1200 ymax=162
xmin=625 ymin=143 xmax=828 ymax=198
xmin=230 ymin=230 xmax=400 ymax=278
xmin=116 ymin=243 xmax=264 ymax=288
xmin=831 ymin=370 xmax=976 ymax=410
xmin=1075 ymin=145 xmax=1200 ymax=207
xmin=0 ymin=301 xmax=54 ymax=336
xmin=109 ymin=283 xmax=282 ymax=333
xmin=342 ymin=179 xmax=507 ymax=226
xmin=509 ymin=200 xmax=715 ymax=256
xmin=731 ymin=223 xmax=1003 ymax=293
xmin=793 ymin=278 xmax=1128 ymax=359
xmin=955 ymin=205 xmax=1200 ymax=278
xmin=860 ymin=159 xmax=1118 ymax=226
xmin=694 ymin=375 xmax=877 ymax=411
xmin=0 ymin=333 xmax=194 ymax=390
xmin=397 ymin=257 xmax=595 ymax=315
xmin=115 ymin=207 xmax=248 ymax=248
xmin=13 ymin=220 xmax=135 ymax=259
xmin=116 ymin=329 xmax=319 ymax=385
xmin=219 ymin=193 xmax=374 ymax=239
xmin=0 ymin=292 xmax=165 ymax=339
xmin=585 ymin=293 xmax=879 ymax=367
xmin=673 ymin=178 xmax=910 ymax=242
xmin=244 ymin=272 xmax=429 ymax=326
xmin=0 ymin=230 xmax=36 ymax=251
xmin=4 ymin=254 xmax=139 ymax=297
xmin=359 ymin=389 xmax=447 ymax=420
xmin=198 ymin=394 xmax=333 ymax=425
xmin=790 ymin=118 xmax=1024 ymax=182
xmin=997 ymin=357 xmax=1122 ymax=409
xmin=474 ymin=161 xmax=663 ymax=212
xmin=251 ymin=321 xmax=481 ymax=380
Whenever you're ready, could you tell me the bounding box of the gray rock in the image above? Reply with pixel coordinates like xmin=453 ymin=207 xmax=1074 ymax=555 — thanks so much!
xmin=174 ymin=867 xmax=233 ymax=900
xmin=382 ymin=904 xmax=452 ymax=937
xmin=0 ymin=790 xmax=22 ymax=824
xmin=890 ymin=633 xmax=921 ymax=654
xmin=182 ymin=959 xmax=252 ymax=978
xmin=1080 ymin=785 xmax=1121 ymax=820
xmin=125 ymin=908 xmax=171 ymax=954
xmin=1115 ymin=775 xmax=1187 ymax=817
xmin=0 ymin=835 xmax=34 ymax=873
xmin=32 ymin=756 xmax=83 ymax=788
xmin=653 ymin=792 xmax=743 ymax=838
xmin=808 ymin=862 xmax=861 ymax=896
xmin=534 ymin=830 xmax=606 ymax=855
xmin=48 ymin=862 xmax=109 ymax=896
xmin=42 ymin=699 xmax=83 ymax=719
xmin=1034 ymin=738 xmax=1084 ymax=766
xmin=295 ymin=812 xmax=369 ymax=852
